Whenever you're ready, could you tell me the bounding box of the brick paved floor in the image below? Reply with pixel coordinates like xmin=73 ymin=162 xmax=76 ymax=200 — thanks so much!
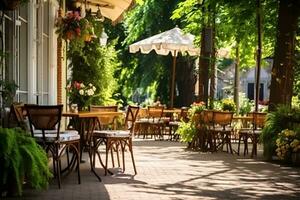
xmin=9 ymin=140 xmax=300 ymax=200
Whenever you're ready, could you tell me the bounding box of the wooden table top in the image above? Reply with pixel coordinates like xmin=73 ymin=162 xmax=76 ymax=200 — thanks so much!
xmin=63 ymin=111 xmax=124 ymax=118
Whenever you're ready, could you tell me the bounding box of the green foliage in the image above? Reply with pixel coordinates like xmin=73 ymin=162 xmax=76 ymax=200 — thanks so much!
xmin=67 ymin=14 xmax=119 ymax=105
xmin=172 ymin=0 xmax=277 ymax=68
xmin=261 ymin=105 xmax=300 ymax=160
xmin=177 ymin=121 xmax=197 ymax=143
xmin=118 ymin=0 xmax=180 ymax=105
xmin=0 ymin=80 xmax=18 ymax=108
xmin=0 ymin=128 xmax=52 ymax=196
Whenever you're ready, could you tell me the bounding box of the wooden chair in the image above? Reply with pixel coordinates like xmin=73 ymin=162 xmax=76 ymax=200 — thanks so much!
xmin=8 ymin=102 xmax=27 ymax=130
xmin=210 ymin=111 xmax=234 ymax=153
xmin=250 ymin=112 xmax=266 ymax=157
xmin=25 ymin=104 xmax=81 ymax=188
xmin=90 ymin=105 xmax=118 ymax=130
xmin=202 ymin=110 xmax=214 ymax=151
xmin=237 ymin=114 xmax=254 ymax=156
xmin=168 ymin=107 xmax=189 ymax=141
xmin=134 ymin=108 xmax=149 ymax=138
xmin=92 ymin=105 xmax=140 ymax=175
xmin=148 ymin=106 xmax=165 ymax=139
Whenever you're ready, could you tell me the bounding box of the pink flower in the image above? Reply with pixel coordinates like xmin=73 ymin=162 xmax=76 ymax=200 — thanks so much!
xmin=73 ymin=11 xmax=81 ymax=20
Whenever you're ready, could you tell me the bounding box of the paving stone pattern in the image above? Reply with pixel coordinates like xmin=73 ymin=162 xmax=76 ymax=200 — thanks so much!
xmin=9 ymin=140 xmax=300 ymax=200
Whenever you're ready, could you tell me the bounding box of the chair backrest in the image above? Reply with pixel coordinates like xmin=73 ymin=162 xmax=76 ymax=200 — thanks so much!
xmin=137 ymin=108 xmax=148 ymax=119
xmin=213 ymin=111 xmax=233 ymax=127
xmin=125 ymin=105 xmax=140 ymax=132
xmin=252 ymin=112 xmax=266 ymax=129
xmin=90 ymin=105 xmax=118 ymax=129
xmin=25 ymin=104 xmax=63 ymax=140
xmin=9 ymin=102 xmax=27 ymax=130
xmin=148 ymin=106 xmax=164 ymax=119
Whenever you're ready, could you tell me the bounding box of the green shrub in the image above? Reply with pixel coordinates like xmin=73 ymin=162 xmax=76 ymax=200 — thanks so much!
xmin=0 ymin=128 xmax=52 ymax=196
xmin=261 ymin=105 xmax=300 ymax=160
xmin=177 ymin=121 xmax=197 ymax=143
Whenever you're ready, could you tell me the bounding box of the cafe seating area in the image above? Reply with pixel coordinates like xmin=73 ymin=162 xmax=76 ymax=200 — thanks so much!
xmin=5 ymin=102 xmax=268 ymax=192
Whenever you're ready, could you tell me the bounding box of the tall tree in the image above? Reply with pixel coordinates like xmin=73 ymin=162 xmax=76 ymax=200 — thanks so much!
xmin=269 ymin=0 xmax=300 ymax=110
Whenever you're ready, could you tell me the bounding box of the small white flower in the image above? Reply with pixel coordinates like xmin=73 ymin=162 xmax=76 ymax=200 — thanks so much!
xmin=87 ymin=89 xmax=94 ymax=96
xmin=79 ymin=89 xmax=84 ymax=95
xmin=92 ymin=86 xmax=96 ymax=91
xmin=89 ymin=83 xmax=93 ymax=87
xmin=80 ymin=83 xmax=85 ymax=88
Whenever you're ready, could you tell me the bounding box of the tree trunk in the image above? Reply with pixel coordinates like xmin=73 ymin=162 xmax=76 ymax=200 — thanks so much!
xmin=198 ymin=28 xmax=210 ymax=105
xmin=234 ymin=41 xmax=240 ymax=114
xmin=255 ymin=0 xmax=262 ymax=112
xmin=209 ymin=10 xmax=216 ymax=109
xmin=269 ymin=0 xmax=300 ymax=111
xmin=177 ymin=57 xmax=196 ymax=107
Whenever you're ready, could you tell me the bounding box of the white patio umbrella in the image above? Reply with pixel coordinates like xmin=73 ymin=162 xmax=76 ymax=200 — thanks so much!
xmin=129 ymin=27 xmax=199 ymax=108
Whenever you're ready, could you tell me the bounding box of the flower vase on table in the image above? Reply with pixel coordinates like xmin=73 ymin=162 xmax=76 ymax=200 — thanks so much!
xmin=67 ymin=81 xmax=97 ymax=112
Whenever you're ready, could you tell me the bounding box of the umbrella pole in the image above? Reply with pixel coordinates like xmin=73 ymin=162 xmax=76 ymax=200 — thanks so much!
xmin=170 ymin=54 xmax=177 ymax=108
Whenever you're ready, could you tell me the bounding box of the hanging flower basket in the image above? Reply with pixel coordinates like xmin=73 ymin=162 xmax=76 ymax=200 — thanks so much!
xmin=55 ymin=11 xmax=95 ymax=44
xmin=0 ymin=0 xmax=29 ymax=10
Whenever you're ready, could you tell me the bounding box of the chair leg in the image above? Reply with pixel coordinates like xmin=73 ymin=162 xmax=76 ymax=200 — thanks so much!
xmin=228 ymin=134 xmax=233 ymax=154
xmin=76 ymin=142 xmax=81 ymax=184
xmin=121 ymin=141 xmax=126 ymax=173
xmin=111 ymin=148 xmax=115 ymax=168
xmin=244 ymin=135 xmax=248 ymax=156
xmin=116 ymin=144 xmax=121 ymax=167
xmin=105 ymin=140 xmax=110 ymax=176
xmin=129 ymin=139 xmax=137 ymax=175
xmin=237 ymin=135 xmax=242 ymax=156
xmin=56 ymin=146 xmax=61 ymax=189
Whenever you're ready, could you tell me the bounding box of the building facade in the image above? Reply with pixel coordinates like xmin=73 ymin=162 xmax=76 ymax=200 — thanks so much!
xmin=0 ymin=0 xmax=63 ymax=106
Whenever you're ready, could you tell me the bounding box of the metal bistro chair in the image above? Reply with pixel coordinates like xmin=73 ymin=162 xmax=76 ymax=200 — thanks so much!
xmin=92 ymin=105 xmax=140 ymax=175
xmin=25 ymin=104 xmax=81 ymax=188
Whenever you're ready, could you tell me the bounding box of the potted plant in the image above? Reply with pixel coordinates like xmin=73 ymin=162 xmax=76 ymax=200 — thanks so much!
xmin=0 ymin=0 xmax=29 ymax=10
xmin=0 ymin=127 xmax=52 ymax=197
xmin=55 ymin=11 xmax=95 ymax=50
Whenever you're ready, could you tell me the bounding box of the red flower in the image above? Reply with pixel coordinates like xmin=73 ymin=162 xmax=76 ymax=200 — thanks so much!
xmin=75 ymin=28 xmax=81 ymax=36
